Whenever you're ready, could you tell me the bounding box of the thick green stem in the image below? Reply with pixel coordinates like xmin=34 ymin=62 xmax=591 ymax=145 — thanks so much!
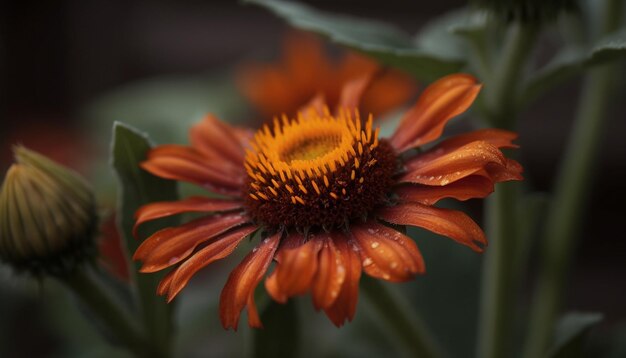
xmin=479 ymin=183 xmax=519 ymax=358
xmin=61 ymin=267 xmax=147 ymax=357
xmin=477 ymin=21 xmax=537 ymax=358
xmin=522 ymin=1 xmax=621 ymax=357
xmin=522 ymin=61 xmax=617 ymax=358
xmin=483 ymin=22 xmax=538 ymax=129
xmin=362 ymin=277 xmax=443 ymax=358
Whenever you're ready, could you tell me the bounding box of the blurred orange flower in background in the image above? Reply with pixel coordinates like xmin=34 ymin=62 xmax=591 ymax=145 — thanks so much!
xmin=238 ymin=32 xmax=417 ymax=121
xmin=132 ymin=73 xmax=522 ymax=330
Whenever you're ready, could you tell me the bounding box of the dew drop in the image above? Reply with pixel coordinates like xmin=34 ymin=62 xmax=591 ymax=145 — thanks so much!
xmin=390 ymin=262 xmax=398 ymax=269
xmin=370 ymin=242 xmax=380 ymax=249
xmin=362 ymin=257 xmax=373 ymax=266
xmin=367 ymin=228 xmax=375 ymax=234
xmin=382 ymin=273 xmax=391 ymax=280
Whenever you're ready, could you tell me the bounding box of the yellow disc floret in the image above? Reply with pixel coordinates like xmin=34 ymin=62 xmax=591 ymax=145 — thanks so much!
xmin=243 ymin=108 xmax=397 ymax=230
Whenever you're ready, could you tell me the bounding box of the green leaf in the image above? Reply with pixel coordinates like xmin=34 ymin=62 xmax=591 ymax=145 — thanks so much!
xmin=522 ymin=28 xmax=626 ymax=105
xmin=548 ymin=312 xmax=603 ymax=358
xmin=245 ymin=0 xmax=464 ymax=81
xmin=253 ymin=299 xmax=299 ymax=358
xmin=415 ymin=8 xmax=474 ymax=61
xmin=110 ymin=122 xmax=179 ymax=357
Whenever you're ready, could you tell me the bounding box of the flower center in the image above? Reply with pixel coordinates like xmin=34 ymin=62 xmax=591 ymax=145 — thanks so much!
xmin=243 ymin=108 xmax=397 ymax=231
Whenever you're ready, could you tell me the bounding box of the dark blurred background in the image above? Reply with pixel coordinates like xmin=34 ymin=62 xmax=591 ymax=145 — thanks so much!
xmin=1 ymin=0 xmax=625 ymax=357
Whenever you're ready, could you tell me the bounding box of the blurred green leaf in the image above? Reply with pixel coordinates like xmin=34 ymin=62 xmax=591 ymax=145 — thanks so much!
xmin=110 ymin=122 xmax=179 ymax=356
xmin=548 ymin=312 xmax=603 ymax=358
xmin=245 ymin=0 xmax=464 ymax=81
xmin=253 ymin=299 xmax=299 ymax=358
xmin=415 ymin=8 xmax=474 ymax=61
xmin=85 ymin=74 xmax=246 ymax=147
xmin=522 ymin=28 xmax=626 ymax=105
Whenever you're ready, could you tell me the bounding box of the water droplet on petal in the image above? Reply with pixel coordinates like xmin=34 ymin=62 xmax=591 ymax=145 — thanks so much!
xmin=370 ymin=242 xmax=380 ymax=249
xmin=362 ymin=257 xmax=373 ymax=266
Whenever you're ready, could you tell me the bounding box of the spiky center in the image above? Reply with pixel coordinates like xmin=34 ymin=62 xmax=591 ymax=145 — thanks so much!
xmin=243 ymin=109 xmax=397 ymax=231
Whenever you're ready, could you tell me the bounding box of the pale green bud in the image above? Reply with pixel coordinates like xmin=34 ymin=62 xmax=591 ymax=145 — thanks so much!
xmin=0 ymin=146 xmax=98 ymax=276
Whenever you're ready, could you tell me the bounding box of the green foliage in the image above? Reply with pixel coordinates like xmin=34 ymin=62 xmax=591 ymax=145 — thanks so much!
xmin=522 ymin=28 xmax=626 ymax=105
xmin=110 ymin=122 xmax=180 ymax=357
xmin=548 ymin=312 xmax=603 ymax=358
xmin=245 ymin=0 xmax=464 ymax=81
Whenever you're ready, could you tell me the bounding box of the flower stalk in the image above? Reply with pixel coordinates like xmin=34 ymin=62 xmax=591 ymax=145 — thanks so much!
xmin=477 ymin=21 xmax=538 ymax=358
xmin=362 ymin=277 xmax=443 ymax=358
xmin=523 ymin=1 xmax=623 ymax=356
xmin=61 ymin=266 xmax=147 ymax=356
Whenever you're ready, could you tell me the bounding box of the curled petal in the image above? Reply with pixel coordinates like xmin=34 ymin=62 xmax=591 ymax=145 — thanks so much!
xmin=220 ymin=233 xmax=280 ymax=330
xmin=485 ymin=159 xmax=524 ymax=182
xmin=164 ymin=225 xmax=258 ymax=301
xmin=378 ymin=202 xmax=487 ymax=252
xmin=189 ymin=114 xmax=247 ymax=165
xmin=134 ymin=212 xmax=249 ymax=272
xmin=351 ymin=222 xmax=425 ymax=282
xmin=390 ymin=73 xmax=481 ymax=152
xmin=134 ymin=197 xmax=242 ymax=237
xmin=324 ymin=235 xmax=362 ymax=327
xmin=265 ymin=234 xmax=323 ymax=301
xmin=400 ymin=141 xmax=505 ymax=186
xmin=394 ymin=176 xmax=495 ymax=205
xmin=312 ymin=234 xmax=346 ymax=310
xmin=157 ymin=269 xmax=176 ymax=297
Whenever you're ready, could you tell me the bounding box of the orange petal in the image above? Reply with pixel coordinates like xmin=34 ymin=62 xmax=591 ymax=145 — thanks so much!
xmin=378 ymin=202 xmax=487 ymax=252
xmin=265 ymin=233 xmax=323 ymax=301
xmin=389 ymin=73 xmax=481 ymax=152
xmin=141 ymin=152 xmax=243 ymax=196
xmin=189 ymin=114 xmax=247 ymax=165
xmin=220 ymin=233 xmax=280 ymax=330
xmin=435 ymin=129 xmax=519 ymax=150
xmin=338 ymin=75 xmax=371 ymax=112
xmin=400 ymin=141 xmax=505 ymax=186
xmin=323 ymin=235 xmax=362 ymax=327
xmin=134 ymin=197 xmax=242 ymax=237
xmin=157 ymin=269 xmax=176 ymax=297
xmin=298 ymin=92 xmax=326 ymax=116
xmin=284 ymin=32 xmax=330 ymax=92
xmin=312 ymin=234 xmax=346 ymax=310
xmin=361 ymin=69 xmax=417 ymax=118
xmin=394 ymin=176 xmax=495 ymax=205
xmin=134 ymin=212 xmax=249 ymax=272
xmin=485 ymin=158 xmax=524 ymax=182
xmin=351 ymin=222 xmax=425 ymax=282
xmin=237 ymin=64 xmax=297 ymax=118
xmin=165 ymin=225 xmax=258 ymax=301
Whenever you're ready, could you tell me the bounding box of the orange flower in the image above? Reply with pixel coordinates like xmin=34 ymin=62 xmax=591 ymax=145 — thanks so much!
xmin=133 ymin=73 xmax=523 ymax=330
xmin=238 ymin=32 xmax=416 ymax=121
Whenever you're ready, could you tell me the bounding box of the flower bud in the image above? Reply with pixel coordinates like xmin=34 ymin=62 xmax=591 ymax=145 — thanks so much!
xmin=0 ymin=146 xmax=98 ymax=276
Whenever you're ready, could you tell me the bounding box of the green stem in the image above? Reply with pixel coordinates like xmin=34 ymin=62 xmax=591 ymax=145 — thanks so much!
xmin=61 ymin=267 xmax=147 ymax=357
xmin=522 ymin=2 xmax=622 ymax=355
xmin=483 ymin=22 xmax=538 ymax=129
xmin=477 ymin=21 xmax=537 ymax=358
xmin=479 ymin=183 xmax=520 ymax=358
xmin=362 ymin=277 xmax=443 ymax=358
